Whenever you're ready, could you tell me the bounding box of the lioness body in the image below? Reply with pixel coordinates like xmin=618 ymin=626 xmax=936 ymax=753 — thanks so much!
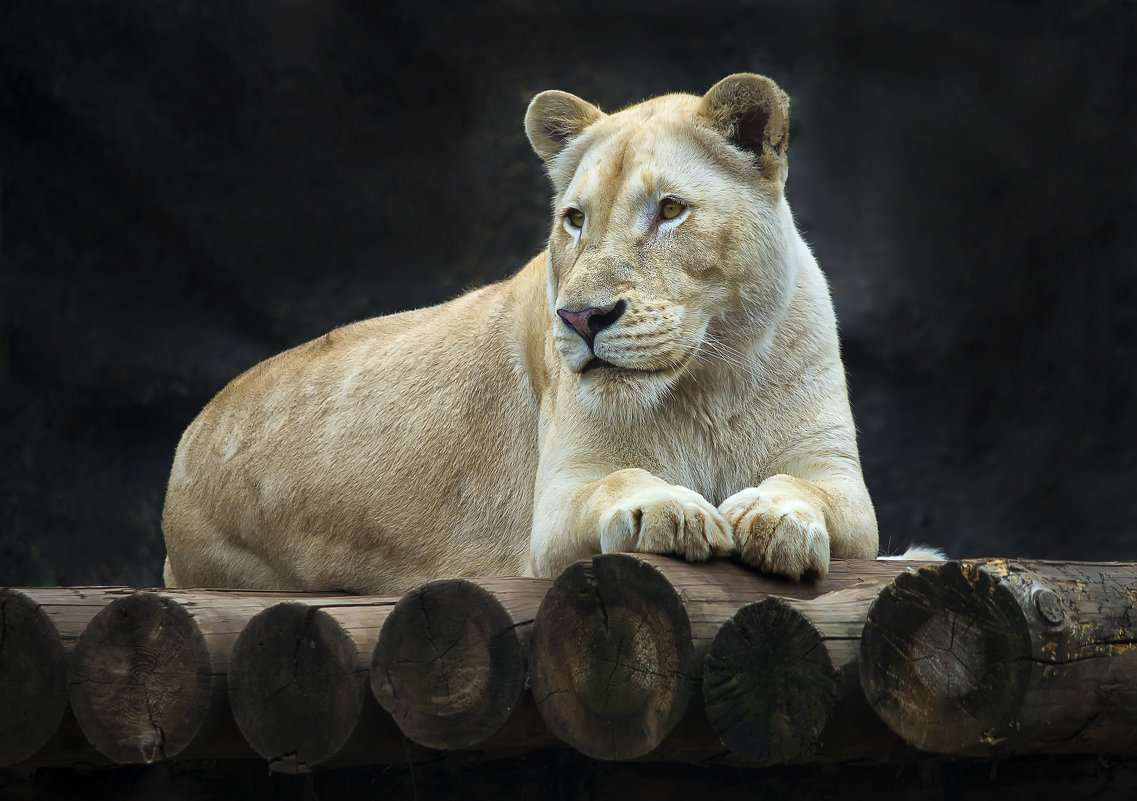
xmin=163 ymin=74 xmax=878 ymax=594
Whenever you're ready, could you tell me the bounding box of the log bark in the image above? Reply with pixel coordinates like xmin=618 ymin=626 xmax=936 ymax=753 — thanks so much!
xmin=370 ymin=576 xmax=557 ymax=752
xmin=703 ymin=584 xmax=919 ymax=764
xmin=228 ymin=598 xmax=428 ymax=772
xmin=68 ymin=589 xmax=341 ymax=763
xmin=860 ymin=559 xmax=1137 ymax=756
xmin=0 ymin=587 xmax=127 ymax=766
xmin=528 ymin=554 xmax=923 ymax=761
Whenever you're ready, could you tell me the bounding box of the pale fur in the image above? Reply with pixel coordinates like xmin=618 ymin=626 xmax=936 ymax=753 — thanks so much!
xmin=162 ymin=74 xmax=880 ymax=594
xmin=880 ymin=545 xmax=948 ymax=561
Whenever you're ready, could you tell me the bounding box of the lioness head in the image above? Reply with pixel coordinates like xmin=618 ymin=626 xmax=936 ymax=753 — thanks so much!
xmin=525 ymin=74 xmax=796 ymax=418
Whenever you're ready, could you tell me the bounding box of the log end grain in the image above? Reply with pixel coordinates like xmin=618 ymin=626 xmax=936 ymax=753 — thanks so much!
xmin=703 ymin=597 xmax=838 ymax=763
xmin=228 ymin=601 xmax=372 ymax=769
xmin=68 ymin=592 xmax=212 ymax=763
xmin=370 ymin=579 xmax=527 ymax=750
xmin=0 ymin=589 xmax=70 ymax=766
xmin=528 ymin=554 xmax=697 ymax=761
xmin=859 ymin=562 xmax=1032 ymax=754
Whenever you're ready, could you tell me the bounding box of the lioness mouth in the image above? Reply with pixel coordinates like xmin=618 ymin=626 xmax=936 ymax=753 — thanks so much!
xmin=583 ymin=357 xmax=668 ymax=375
xmin=583 ymin=357 xmax=617 ymax=372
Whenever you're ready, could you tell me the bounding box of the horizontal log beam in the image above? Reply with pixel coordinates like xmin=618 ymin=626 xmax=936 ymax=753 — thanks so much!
xmin=6 ymin=556 xmax=1135 ymax=770
xmin=860 ymin=559 xmax=1137 ymax=756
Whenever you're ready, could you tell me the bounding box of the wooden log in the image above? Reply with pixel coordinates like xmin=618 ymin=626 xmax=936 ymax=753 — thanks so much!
xmin=528 ymin=554 xmax=923 ymax=761
xmin=0 ymin=587 xmax=127 ymax=766
xmin=703 ymin=584 xmax=918 ymax=764
xmin=370 ymin=576 xmax=556 ymax=752
xmin=68 ymin=589 xmax=341 ymax=763
xmin=860 ymin=559 xmax=1137 ymax=756
xmin=228 ymin=597 xmax=429 ymax=772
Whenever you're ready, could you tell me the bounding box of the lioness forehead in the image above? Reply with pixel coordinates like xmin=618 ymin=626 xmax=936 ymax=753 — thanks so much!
xmin=566 ymin=133 xmax=714 ymax=207
xmin=552 ymin=95 xmax=739 ymax=207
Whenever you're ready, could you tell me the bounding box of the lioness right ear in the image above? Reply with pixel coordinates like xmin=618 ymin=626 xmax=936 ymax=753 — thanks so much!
xmin=700 ymin=73 xmax=790 ymax=181
xmin=525 ymin=90 xmax=605 ymax=163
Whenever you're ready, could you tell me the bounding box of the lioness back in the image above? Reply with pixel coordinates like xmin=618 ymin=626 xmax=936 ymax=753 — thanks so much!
xmin=163 ymin=259 xmax=549 ymax=593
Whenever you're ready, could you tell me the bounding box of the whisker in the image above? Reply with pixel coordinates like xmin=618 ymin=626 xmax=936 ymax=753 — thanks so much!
xmin=668 ymin=333 xmax=764 ymax=381
xmin=593 ymin=327 xmax=764 ymax=382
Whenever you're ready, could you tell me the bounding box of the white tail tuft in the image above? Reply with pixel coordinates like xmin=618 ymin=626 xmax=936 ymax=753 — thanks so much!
xmin=878 ymin=545 xmax=948 ymax=562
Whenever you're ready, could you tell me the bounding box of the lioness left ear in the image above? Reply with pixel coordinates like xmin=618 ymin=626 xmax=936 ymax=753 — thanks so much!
xmin=700 ymin=73 xmax=790 ymax=180
xmin=525 ymin=90 xmax=605 ymax=163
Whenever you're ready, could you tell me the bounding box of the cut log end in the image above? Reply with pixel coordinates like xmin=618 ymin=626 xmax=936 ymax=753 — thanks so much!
xmin=859 ymin=562 xmax=1033 ymax=754
xmin=370 ymin=579 xmax=526 ymax=750
xmin=703 ymin=597 xmax=838 ymax=763
xmin=528 ymin=554 xmax=696 ymax=761
xmin=229 ymin=602 xmax=368 ymax=768
xmin=68 ymin=592 xmax=212 ymax=764
xmin=0 ymin=589 xmax=70 ymax=766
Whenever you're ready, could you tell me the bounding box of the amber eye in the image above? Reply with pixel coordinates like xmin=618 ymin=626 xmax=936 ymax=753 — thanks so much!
xmin=565 ymin=209 xmax=585 ymax=228
xmin=660 ymin=198 xmax=686 ymax=220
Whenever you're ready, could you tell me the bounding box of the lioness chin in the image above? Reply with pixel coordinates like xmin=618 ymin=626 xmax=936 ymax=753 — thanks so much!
xmin=161 ymin=73 xmax=878 ymax=595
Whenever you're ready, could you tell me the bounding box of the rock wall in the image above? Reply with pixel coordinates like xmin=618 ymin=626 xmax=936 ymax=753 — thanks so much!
xmin=1 ymin=0 xmax=1134 ymax=584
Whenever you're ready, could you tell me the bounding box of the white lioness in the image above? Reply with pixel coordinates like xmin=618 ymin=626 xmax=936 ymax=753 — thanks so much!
xmin=162 ymin=73 xmax=879 ymax=594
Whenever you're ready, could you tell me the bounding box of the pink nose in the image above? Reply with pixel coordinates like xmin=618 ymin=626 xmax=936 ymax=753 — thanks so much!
xmin=556 ymin=300 xmax=626 ymax=347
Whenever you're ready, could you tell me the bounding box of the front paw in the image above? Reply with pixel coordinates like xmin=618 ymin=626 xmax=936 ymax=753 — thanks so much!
xmin=598 ymin=481 xmax=734 ymax=562
xmin=720 ymin=481 xmax=830 ymax=579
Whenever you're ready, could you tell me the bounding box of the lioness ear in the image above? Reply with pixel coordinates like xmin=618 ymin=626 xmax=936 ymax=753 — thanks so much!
xmin=700 ymin=73 xmax=790 ymax=180
xmin=525 ymin=90 xmax=605 ymax=163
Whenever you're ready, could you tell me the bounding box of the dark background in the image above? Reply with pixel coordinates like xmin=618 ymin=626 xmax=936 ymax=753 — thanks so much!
xmin=1 ymin=0 xmax=1134 ymax=587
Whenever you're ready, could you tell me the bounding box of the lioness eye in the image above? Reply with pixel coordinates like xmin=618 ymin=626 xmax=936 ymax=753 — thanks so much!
xmin=660 ymin=198 xmax=686 ymax=220
xmin=566 ymin=209 xmax=585 ymax=228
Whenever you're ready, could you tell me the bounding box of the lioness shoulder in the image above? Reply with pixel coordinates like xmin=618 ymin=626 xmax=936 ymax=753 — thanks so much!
xmin=162 ymin=74 xmax=878 ymax=595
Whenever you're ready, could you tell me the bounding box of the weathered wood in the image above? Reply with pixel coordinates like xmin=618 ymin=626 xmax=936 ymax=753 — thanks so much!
xmin=68 ymin=589 xmax=340 ymax=763
xmin=228 ymin=598 xmax=427 ymax=772
xmin=704 ymin=584 xmax=918 ymax=764
xmin=528 ymin=555 xmax=696 ymax=761
xmin=0 ymin=587 xmax=127 ymax=766
xmin=704 ymin=596 xmax=838 ymax=763
xmin=528 ymin=554 xmax=923 ymax=760
xmin=860 ymin=559 xmax=1137 ymax=756
xmin=370 ymin=577 xmax=556 ymax=751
